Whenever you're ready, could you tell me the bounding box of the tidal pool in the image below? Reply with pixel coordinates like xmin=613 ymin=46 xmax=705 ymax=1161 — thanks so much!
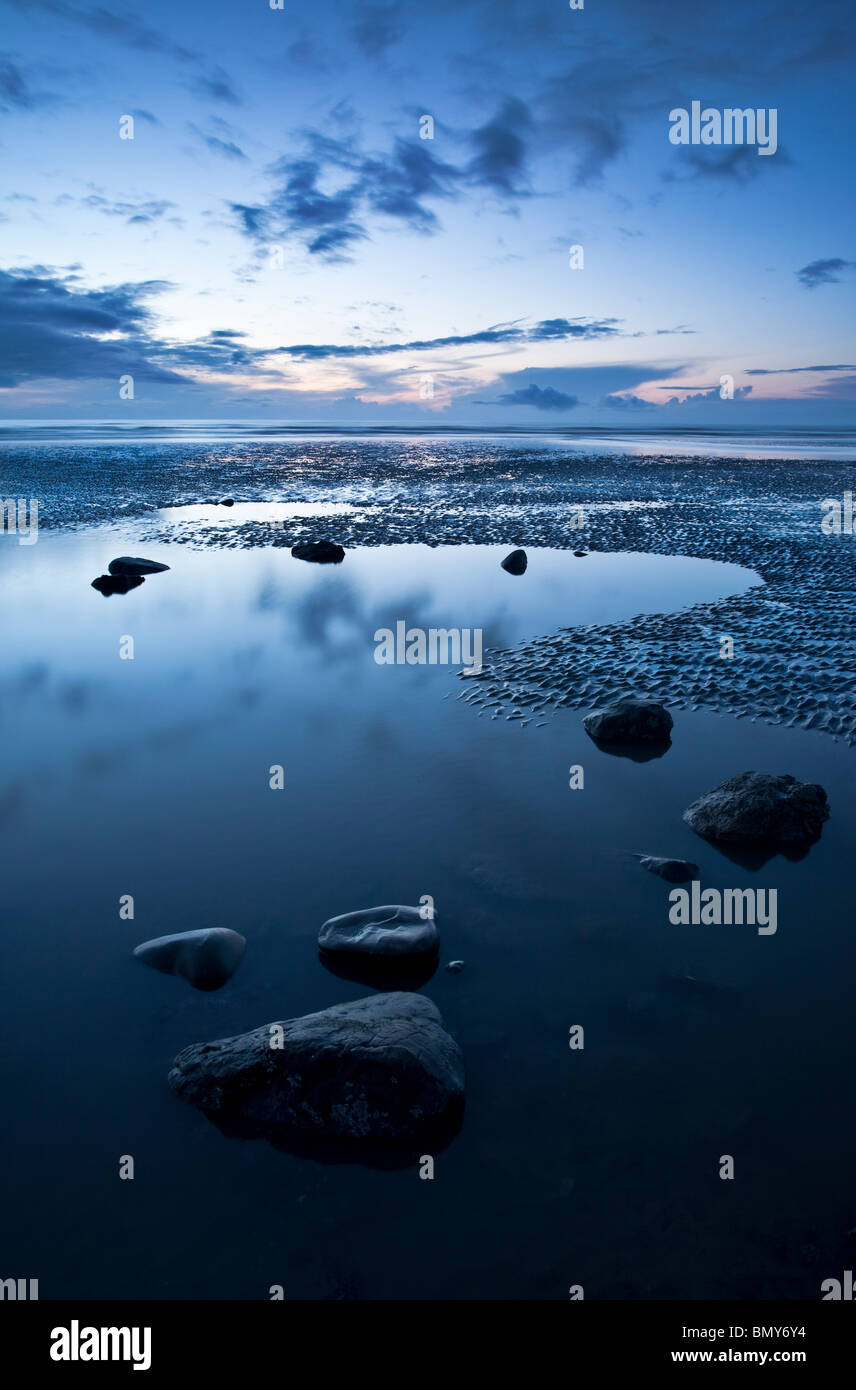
xmin=0 ymin=526 xmax=851 ymax=1301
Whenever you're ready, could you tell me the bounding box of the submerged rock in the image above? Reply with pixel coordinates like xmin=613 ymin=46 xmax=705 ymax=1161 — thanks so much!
xmin=133 ymin=928 xmax=245 ymax=991
xmin=501 ymin=548 xmax=527 ymax=575
xmin=446 ymin=960 xmax=465 ymax=974
xmin=319 ymin=904 xmax=439 ymax=956
xmin=683 ymin=771 xmax=829 ymax=846
xmin=168 ymin=992 xmax=464 ymax=1143
xmin=108 ymin=556 xmax=170 ymax=576
xmin=91 ymin=574 xmax=144 ymax=596
xmin=291 ymin=539 xmax=345 ymax=563
xmin=636 ymin=855 xmax=699 ymax=884
xmin=583 ymin=695 xmax=673 ymax=745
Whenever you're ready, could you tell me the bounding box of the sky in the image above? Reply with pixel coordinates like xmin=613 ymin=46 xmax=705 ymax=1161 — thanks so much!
xmin=0 ymin=0 xmax=854 ymax=425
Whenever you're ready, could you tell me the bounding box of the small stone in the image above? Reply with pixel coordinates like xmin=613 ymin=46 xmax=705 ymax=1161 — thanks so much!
xmin=501 ymin=549 xmax=527 ymax=575
xmin=133 ymin=928 xmax=245 ymax=991
xmin=92 ymin=574 xmax=144 ymax=596
xmin=319 ymin=904 xmax=439 ymax=957
xmin=636 ymin=855 xmax=699 ymax=884
xmin=291 ymin=539 xmax=346 ymax=564
xmin=108 ymin=556 xmax=170 ymax=576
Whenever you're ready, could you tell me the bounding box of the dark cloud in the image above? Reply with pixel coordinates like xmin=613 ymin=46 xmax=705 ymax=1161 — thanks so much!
xmin=465 ymin=98 xmax=532 ymax=196
xmin=795 ymin=258 xmax=855 ymax=289
xmin=0 ymin=266 xmax=180 ymax=387
xmin=265 ymin=317 xmax=621 ymax=361
xmin=602 ymin=393 xmax=654 ymax=409
xmin=746 ymin=363 xmax=856 ymax=375
xmin=0 ymin=270 xmax=628 ymax=389
xmin=489 ymin=384 xmax=579 ymax=411
xmin=189 ymin=64 xmax=241 ymax=106
xmin=663 ymin=145 xmax=790 ymax=184
xmin=350 ymin=3 xmax=404 ymax=58
xmin=664 ymin=385 xmax=753 ymax=404
xmin=0 ymin=53 xmax=56 ymax=109
xmin=230 ymin=105 xmax=534 ymax=259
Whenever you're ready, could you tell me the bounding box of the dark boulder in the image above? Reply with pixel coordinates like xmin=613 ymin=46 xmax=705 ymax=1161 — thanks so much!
xmin=683 ymin=772 xmax=829 ymax=846
xmin=168 ymin=992 xmax=464 ymax=1143
xmin=583 ymin=695 xmax=673 ymax=745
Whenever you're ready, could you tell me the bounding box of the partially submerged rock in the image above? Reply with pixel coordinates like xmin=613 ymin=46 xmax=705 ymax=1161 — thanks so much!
xmin=133 ymin=928 xmax=246 ymax=991
xmin=318 ymin=904 xmax=439 ymax=956
xmin=636 ymin=855 xmax=699 ymax=884
xmin=683 ymin=771 xmax=829 ymax=846
xmin=583 ymin=695 xmax=673 ymax=745
xmin=501 ymin=548 xmax=527 ymax=575
xmin=108 ymin=556 xmax=170 ymax=576
xmin=91 ymin=574 xmax=144 ymax=596
xmin=168 ymin=992 xmax=464 ymax=1143
xmin=291 ymin=539 xmax=345 ymax=564
xmin=219 ymin=498 xmax=235 ymax=507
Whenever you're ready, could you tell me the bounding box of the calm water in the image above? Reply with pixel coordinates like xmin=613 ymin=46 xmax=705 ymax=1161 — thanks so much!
xmin=0 ymin=522 xmax=853 ymax=1299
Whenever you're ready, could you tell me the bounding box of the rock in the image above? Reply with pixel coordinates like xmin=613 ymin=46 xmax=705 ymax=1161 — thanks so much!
xmin=219 ymin=498 xmax=235 ymax=506
xmin=108 ymin=556 xmax=170 ymax=576
xmin=133 ymin=928 xmax=245 ymax=991
xmin=318 ymin=904 xmax=439 ymax=957
xmin=683 ymin=772 xmax=829 ymax=846
xmin=636 ymin=855 xmax=699 ymax=884
xmin=291 ymin=539 xmax=345 ymax=564
xmin=583 ymin=695 xmax=673 ymax=744
xmin=446 ymin=960 xmax=465 ymax=974
xmin=168 ymin=992 xmax=464 ymax=1143
xmin=91 ymin=574 xmax=144 ymax=596
xmin=573 ymin=550 xmax=587 ymax=558
xmin=501 ymin=548 xmax=527 ymax=575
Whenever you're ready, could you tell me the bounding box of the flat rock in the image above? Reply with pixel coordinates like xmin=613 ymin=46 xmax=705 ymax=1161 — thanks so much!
xmin=92 ymin=574 xmax=144 ymax=596
xmin=583 ymin=695 xmax=673 ymax=744
xmin=168 ymin=992 xmax=464 ymax=1143
xmin=108 ymin=556 xmax=170 ymax=576
xmin=683 ymin=771 xmax=829 ymax=845
xmin=501 ymin=548 xmax=527 ymax=575
xmin=291 ymin=539 xmax=345 ymax=563
xmin=133 ymin=928 xmax=245 ymax=991
xmin=319 ymin=904 xmax=439 ymax=956
xmin=636 ymin=855 xmax=699 ymax=883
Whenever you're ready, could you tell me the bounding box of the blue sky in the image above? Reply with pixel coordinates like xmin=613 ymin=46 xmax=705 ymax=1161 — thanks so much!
xmin=0 ymin=0 xmax=854 ymax=423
